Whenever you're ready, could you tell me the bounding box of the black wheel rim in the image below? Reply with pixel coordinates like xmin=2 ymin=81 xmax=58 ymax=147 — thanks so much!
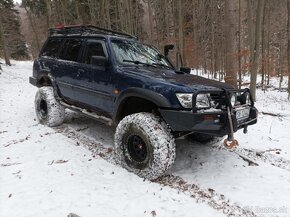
xmin=39 ymin=99 xmax=48 ymax=119
xmin=127 ymin=135 xmax=147 ymax=163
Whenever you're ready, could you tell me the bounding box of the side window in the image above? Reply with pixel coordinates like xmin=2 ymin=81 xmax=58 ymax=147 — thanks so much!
xmin=84 ymin=41 xmax=106 ymax=64
xmin=59 ymin=39 xmax=83 ymax=62
xmin=41 ymin=38 xmax=63 ymax=57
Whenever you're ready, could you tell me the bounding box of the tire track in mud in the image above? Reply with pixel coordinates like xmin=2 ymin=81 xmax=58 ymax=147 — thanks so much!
xmin=55 ymin=126 xmax=258 ymax=217
xmin=234 ymin=147 xmax=290 ymax=171
xmin=211 ymin=141 xmax=290 ymax=172
xmin=154 ymin=175 xmax=257 ymax=217
xmin=2 ymin=135 xmax=31 ymax=147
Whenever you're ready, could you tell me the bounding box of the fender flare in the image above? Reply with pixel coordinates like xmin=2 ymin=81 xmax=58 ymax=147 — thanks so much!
xmin=36 ymin=72 xmax=62 ymax=99
xmin=114 ymin=87 xmax=171 ymax=120
xmin=36 ymin=70 xmax=53 ymax=86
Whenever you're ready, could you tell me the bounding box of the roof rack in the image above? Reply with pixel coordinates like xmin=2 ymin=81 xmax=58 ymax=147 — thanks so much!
xmin=49 ymin=24 xmax=137 ymax=39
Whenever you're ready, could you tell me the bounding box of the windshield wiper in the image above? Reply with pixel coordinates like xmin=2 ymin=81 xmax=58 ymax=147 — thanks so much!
xmin=123 ymin=60 xmax=157 ymax=68
xmin=152 ymin=63 xmax=172 ymax=69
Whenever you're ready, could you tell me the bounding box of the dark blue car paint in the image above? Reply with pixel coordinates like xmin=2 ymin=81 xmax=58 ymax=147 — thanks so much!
xmin=32 ymin=34 xmax=252 ymax=130
xmin=34 ymin=36 xmax=233 ymax=116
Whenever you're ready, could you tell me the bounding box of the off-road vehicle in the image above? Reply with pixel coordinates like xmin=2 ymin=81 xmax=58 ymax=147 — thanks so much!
xmin=29 ymin=25 xmax=258 ymax=180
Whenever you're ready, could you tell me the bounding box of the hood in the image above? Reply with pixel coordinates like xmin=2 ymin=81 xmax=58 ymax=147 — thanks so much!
xmin=120 ymin=66 xmax=235 ymax=91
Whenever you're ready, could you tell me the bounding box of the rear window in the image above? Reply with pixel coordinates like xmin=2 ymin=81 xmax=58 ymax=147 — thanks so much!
xmin=59 ymin=39 xmax=83 ymax=62
xmin=41 ymin=38 xmax=63 ymax=57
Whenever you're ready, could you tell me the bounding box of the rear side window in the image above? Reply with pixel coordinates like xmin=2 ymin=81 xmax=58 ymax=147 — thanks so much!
xmin=59 ymin=39 xmax=82 ymax=62
xmin=84 ymin=41 xmax=106 ymax=64
xmin=41 ymin=38 xmax=63 ymax=57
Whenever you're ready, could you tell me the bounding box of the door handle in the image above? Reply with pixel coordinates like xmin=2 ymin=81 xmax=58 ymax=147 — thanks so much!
xmin=77 ymin=69 xmax=84 ymax=77
xmin=52 ymin=65 xmax=58 ymax=71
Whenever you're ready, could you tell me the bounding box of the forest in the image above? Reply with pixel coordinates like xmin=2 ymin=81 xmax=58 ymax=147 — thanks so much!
xmin=1 ymin=1 xmax=290 ymax=216
xmin=1 ymin=0 xmax=290 ymax=100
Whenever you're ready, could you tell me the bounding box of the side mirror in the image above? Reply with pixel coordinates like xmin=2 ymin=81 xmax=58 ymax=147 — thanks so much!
xmin=180 ymin=67 xmax=191 ymax=74
xmin=164 ymin=44 xmax=174 ymax=57
xmin=91 ymin=56 xmax=108 ymax=67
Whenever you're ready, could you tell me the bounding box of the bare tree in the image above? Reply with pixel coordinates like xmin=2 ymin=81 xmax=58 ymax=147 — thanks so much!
xmin=288 ymin=0 xmax=290 ymax=99
xmin=177 ymin=0 xmax=184 ymax=68
xmin=0 ymin=8 xmax=11 ymax=65
xmin=249 ymin=0 xmax=265 ymax=101
xmin=224 ymin=0 xmax=238 ymax=87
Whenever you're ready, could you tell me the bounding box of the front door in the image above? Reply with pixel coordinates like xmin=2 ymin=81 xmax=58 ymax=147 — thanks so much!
xmin=74 ymin=39 xmax=114 ymax=115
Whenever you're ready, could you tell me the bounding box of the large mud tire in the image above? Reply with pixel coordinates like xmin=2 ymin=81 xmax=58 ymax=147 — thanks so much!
xmin=35 ymin=86 xmax=65 ymax=127
xmin=114 ymin=112 xmax=176 ymax=180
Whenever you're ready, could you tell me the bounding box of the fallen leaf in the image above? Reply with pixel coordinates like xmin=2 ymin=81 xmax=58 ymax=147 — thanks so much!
xmin=55 ymin=160 xmax=68 ymax=164
xmin=151 ymin=210 xmax=157 ymax=217
xmin=98 ymin=153 xmax=105 ymax=158
xmin=1 ymin=162 xmax=21 ymax=167
xmin=67 ymin=213 xmax=80 ymax=217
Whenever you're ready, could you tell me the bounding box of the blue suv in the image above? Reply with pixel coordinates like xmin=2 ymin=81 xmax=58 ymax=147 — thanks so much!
xmin=29 ymin=25 xmax=257 ymax=179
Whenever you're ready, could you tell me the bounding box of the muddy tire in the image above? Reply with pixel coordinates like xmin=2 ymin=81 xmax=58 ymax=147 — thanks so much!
xmin=114 ymin=112 xmax=176 ymax=180
xmin=35 ymin=86 xmax=65 ymax=127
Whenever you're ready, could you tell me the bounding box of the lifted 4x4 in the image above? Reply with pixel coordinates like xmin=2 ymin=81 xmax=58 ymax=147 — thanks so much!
xmin=30 ymin=25 xmax=257 ymax=180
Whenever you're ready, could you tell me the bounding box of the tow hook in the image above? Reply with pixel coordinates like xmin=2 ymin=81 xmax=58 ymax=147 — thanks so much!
xmin=243 ymin=125 xmax=248 ymax=134
xmin=224 ymin=106 xmax=238 ymax=149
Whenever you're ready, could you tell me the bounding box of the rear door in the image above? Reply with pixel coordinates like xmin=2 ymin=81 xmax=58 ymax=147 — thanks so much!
xmin=38 ymin=37 xmax=64 ymax=89
xmin=54 ymin=38 xmax=84 ymax=102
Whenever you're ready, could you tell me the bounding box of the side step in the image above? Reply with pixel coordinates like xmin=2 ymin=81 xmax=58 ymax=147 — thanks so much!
xmin=59 ymin=101 xmax=114 ymax=126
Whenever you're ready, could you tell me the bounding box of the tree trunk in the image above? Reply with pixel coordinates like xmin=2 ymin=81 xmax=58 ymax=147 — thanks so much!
xmin=224 ymin=0 xmax=238 ymax=87
xmin=177 ymin=0 xmax=184 ymax=68
xmin=261 ymin=2 xmax=267 ymax=91
xmin=238 ymin=0 xmax=242 ymax=89
xmin=247 ymin=0 xmax=255 ymax=60
xmin=0 ymin=10 xmax=11 ymax=66
xmin=25 ymin=7 xmax=41 ymax=53
xmin=249 ymin=0 xmax=265 ymax=101
xmin=266 ymin=7 xmax=270 ymax=86
xmin=147 ymin=0 xmax=153 ymax=43
xmin=45 ymin=0 xmax=51 ymax=29
xmin=288 ymin=0 xmax=290 ymax=98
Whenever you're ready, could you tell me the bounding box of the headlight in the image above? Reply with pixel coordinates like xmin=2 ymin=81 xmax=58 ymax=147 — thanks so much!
xmin=176 ymin=93 xmax=193 ymax=108
xmin=230 ymin=94 xmax=237 ymax=106
xmin=196 ymin=93 xmax=210 ymax=109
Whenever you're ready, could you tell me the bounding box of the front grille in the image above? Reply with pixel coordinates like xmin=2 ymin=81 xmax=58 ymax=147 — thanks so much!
xmin=210 ymin=93 xmax=226 ymax=110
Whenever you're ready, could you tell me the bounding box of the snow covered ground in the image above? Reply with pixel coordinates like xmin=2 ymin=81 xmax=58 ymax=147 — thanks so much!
xmin=1 ymin=61 xmax=290 ymax=217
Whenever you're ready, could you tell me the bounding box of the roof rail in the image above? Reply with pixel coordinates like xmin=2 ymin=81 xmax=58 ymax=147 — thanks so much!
xmin=49 ymin=24 xmax=137 ymax=39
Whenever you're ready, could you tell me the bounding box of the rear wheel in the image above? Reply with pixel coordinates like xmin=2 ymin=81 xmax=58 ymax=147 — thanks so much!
xmin=35 ymin=86 xmax=65 ymax=127
xmin=114 ymin=112 xmax=176 ymax=180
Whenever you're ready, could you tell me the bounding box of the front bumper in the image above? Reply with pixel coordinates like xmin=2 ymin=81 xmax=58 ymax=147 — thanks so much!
xmin=159 ymin=107 xmax=258 ymax=136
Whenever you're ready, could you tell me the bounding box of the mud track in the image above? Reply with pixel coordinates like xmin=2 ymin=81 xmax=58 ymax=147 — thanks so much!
xmin=211 ymin=141 xmax=290 ymax=171
xmin=55 ymin=126 xmax=258 ymax=217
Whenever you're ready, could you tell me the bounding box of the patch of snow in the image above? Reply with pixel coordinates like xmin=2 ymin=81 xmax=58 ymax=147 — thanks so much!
xmin=1 ymin=61 xmax=290 ymax=217
xmin=0 ymin=61 xmax=223 ymax=217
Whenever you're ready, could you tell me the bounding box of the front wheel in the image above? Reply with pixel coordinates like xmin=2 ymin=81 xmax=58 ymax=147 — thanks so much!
xmin=114 ymin=112 xmax=176 ymax=180
xmin=35 ymin=86 xmax=65 ymax=127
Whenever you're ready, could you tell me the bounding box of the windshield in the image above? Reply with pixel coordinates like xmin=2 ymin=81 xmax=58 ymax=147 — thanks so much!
xmin=111 ymin=39 xmax=172 ymax=68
